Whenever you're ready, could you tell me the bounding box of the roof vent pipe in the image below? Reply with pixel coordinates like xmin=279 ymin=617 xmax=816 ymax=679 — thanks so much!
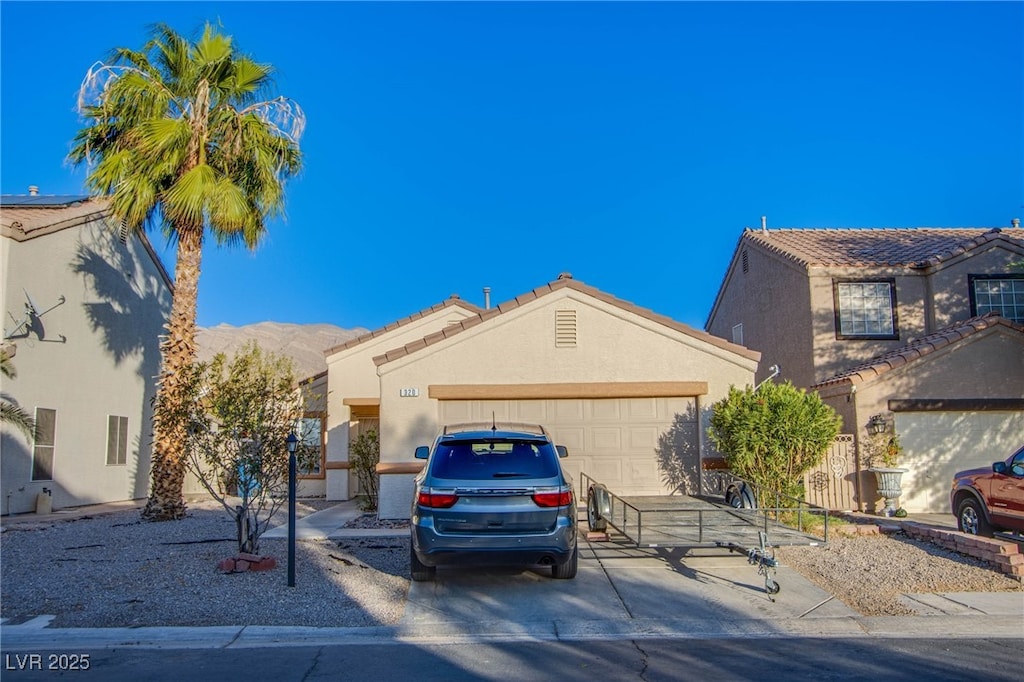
xmin=28 ymin=185 xmax=38 ymax=196
xmin=1013 ymin=218 xmax=1020 ymax=228
xmin=761 ymin=216 xmax=767 ymax=233
xmin=483 ymin=286 xmax=491 ymax=310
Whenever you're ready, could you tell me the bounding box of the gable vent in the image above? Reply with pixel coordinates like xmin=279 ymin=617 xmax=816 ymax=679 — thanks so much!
xmin=118 ymin=219 xmax=130 ymax=245
xmin=555 ymin=309 xmax=577 ymax=347
xmin=741 ymin=249 xmax=749 ymax=274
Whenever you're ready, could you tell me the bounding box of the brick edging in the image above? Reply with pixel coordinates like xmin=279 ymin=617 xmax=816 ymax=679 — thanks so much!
xmin=898 ymin=522 xmax=1023 ymax=580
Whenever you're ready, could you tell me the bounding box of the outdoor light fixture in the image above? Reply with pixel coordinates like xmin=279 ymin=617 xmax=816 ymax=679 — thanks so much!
xmin=286 ymin=431 xmax=298 ymax=587
xmin=867 ymin=414 xmax=889 ymax=435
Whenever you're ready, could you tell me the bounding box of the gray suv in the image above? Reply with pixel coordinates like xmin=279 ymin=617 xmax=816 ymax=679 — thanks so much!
xmin=410 ymin=422 xmax=577 ymax=581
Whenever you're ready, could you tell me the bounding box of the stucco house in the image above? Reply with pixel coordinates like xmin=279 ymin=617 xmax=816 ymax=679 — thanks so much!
xmin=812 ymin=314 xmax=1024 ymax=513
xmin=326 ymin=275 xmax=759 ymax=519
xmin=706 ymin=221 xmax=1024 ymax=512
xmin=1 ymin=193 xmax=172 ymax=514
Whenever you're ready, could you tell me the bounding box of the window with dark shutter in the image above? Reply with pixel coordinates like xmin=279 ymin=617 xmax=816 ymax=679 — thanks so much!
xmin=31 ymin=408 xmax=56 ymax=481
xmin=106 ymin=415 xmax=128 ymax=465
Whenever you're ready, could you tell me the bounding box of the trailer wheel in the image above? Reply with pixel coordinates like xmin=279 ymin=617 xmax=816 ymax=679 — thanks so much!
xmin=726 ymin=482 xmax=756 ymax=509
xmin=766 ymin=578 xmax=781 ymax=595
xmin=587 ymin=485 xmax=609 ymax=532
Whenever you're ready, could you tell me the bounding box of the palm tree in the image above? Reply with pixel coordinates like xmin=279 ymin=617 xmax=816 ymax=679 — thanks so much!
xmin=1 ymin=346 xmax=35 ymax=440
xmin=70 ymin=23 xmax=303 ymax=520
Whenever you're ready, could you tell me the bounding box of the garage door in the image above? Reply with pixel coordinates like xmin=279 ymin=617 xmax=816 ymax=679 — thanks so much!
xmin=439 ymin=397 xmax=699 ymax=496
xmin=894 ymin=410 xmax=1024 ymax=513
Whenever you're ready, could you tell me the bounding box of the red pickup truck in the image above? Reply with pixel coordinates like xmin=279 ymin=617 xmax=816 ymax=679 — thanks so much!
xmin=950 ymin=445 xmax=1024 ymax=537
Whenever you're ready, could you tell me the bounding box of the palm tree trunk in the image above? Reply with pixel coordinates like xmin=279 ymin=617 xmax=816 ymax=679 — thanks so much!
xmin=142 ymin=226 xmax=203 ymax=521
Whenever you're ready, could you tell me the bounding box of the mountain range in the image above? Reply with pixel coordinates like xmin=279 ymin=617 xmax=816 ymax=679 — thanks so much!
xmin=196 ymin=321 xmax=368 ymax=379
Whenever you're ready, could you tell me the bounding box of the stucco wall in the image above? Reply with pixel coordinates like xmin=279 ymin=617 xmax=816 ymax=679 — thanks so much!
xmin=323 ymin=305 xmax=478 ymax=500
xmin=1 ymin=216 xmax=170 ymax=514
xmin=928 ymin=245 xmax=1023 ymax=329
xmin=821 ymin=326 xmax=1024 ymax=512
xmin=806 ymin=244 xmax=1021 ymax=386
xmin=707 ymin=242 xmax=815 ymax=388
xmin=376 ymin=287 xmax=758 ymax=518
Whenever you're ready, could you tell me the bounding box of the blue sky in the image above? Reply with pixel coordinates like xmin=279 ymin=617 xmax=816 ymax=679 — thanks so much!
xmin=2 ymin=1 xmax=1021 ymax=332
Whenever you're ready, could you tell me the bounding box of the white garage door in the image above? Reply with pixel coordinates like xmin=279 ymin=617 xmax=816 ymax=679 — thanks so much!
xmin=894 ymin=410 xmax=1024 ymax=513
xmin=439 ymin=397 xmax=699 ymax=496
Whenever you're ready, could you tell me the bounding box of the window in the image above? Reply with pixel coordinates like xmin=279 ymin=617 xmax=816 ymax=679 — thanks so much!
xmin=833 ymin=280 xmax=898 ymax=339
xmin=31 ymin=408 xmax=56 ymax=481
xmin=970 ymin=275 xmax=1024 ymax=324
xmin=430 ymin=439 xmax=559 ymax=480
xmin=298 ymin=413 xmax=324 ymax=477
xmin=732 ymin=323 xmax=744 ymax=346
xmin=107 ymin=415 xmax=128 ymax=465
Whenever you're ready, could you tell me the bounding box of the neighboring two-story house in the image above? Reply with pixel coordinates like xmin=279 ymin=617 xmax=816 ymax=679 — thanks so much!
xmin=1 ymin=193 xmax=173 ymax=514
xmin=706 ymin=221 xmax=1024 ymax=512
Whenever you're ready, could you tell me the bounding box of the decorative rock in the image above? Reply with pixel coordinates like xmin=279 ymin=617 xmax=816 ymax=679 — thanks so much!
xmin=217 ymin=554 xmax=278 ymax=573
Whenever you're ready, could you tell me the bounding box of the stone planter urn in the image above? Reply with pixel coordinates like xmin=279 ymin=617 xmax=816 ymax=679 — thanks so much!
xmin=869 ymin=467 xmax=908 ymax=516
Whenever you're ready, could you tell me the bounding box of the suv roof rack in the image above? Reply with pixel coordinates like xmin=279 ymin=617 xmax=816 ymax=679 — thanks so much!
xmin=442 ymin=422 xmax=549 ymax=436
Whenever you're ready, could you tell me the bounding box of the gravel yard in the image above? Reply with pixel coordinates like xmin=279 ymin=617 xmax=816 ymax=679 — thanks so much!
xmin=776 ymin=532 xmax=1022 ymax=616
xmin=2 ymin=500 xmax=1020 ymax=627
xmin=1 ymin=500 xmax=409 ymax=628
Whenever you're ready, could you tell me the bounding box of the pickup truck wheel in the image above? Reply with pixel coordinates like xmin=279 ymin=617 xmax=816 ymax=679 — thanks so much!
xmin=957 ymin=498 xmax=994 ymax=537
xmin=410 ymin=544 xmax=436 ymax=582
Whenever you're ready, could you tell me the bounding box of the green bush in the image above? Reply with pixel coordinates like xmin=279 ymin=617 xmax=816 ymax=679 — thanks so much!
xmin=709 ymin=380 xmax=841 ymax=506
xmin=350 ymin=429 xmax=380 ymax=511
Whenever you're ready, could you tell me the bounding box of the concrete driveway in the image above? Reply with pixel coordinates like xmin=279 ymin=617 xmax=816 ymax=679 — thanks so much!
xmin=399 ymin=537 xmax=861 ymax=640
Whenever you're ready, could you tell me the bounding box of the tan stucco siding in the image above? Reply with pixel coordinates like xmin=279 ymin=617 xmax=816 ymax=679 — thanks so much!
xmin=1 ymin=216 xmax=171 ymax=514
xmin=323 ymin=306 xmax=477 ymax=499
xmin=821 ymin=327 xmax=1024 ymax=513
xmin=707 ymin=244 xmax=814 ymax=388
xmin=376 ymin=289 xmax=758 ymax=518
xmin=807 ymin=269 xmax=924 ymax=385
xmin=806 ymin=243 xmax=1022 ymax=387
xmin=928 ymin=245 xmax=1024 ymax=329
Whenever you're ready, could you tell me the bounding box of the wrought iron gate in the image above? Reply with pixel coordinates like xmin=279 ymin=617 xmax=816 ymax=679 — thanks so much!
xmin=802 ymin=434 xmax=857 ymax=511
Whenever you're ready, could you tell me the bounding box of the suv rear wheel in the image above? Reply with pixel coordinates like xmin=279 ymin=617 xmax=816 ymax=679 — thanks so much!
xmin=551 ymin=543 xmax=578 ymax=579
xmin=410 ymin=545 xmax=436 ymax=582
xmin=957 ymin=497 xmax=994 ymax=537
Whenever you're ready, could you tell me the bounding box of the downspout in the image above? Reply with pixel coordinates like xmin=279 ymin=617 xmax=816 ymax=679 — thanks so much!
xmin=924 ymin=272 xmax=935 ymax=335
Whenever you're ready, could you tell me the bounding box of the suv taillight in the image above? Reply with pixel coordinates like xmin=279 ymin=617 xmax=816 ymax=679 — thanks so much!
xmin=417 ymin=491 xmax=459 ymax=508
xmin=532 ymin=489 xmax=573 ymax=508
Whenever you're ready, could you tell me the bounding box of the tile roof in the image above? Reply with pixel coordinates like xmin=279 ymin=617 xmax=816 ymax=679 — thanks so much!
xmin=0 ymin=195 xmax=174 ymax=291
xmin=373 ymin=276 xmax=761 ymax=366
xmin=743 ymin=226 xmax=1024 ymax=269
xmin=811 ymin=313 xmax=1024 ymax=389
xmin=1 ymin=196 xmax=108 ymax=242
xmin=323 ymin=296 xmax=486 ymax=357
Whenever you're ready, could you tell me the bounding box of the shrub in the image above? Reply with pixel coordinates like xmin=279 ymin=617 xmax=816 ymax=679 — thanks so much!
xmin=350 ymin=428 xmax=380 ymax=511
xmin=709 ymin=380 xmax=841 ymax=506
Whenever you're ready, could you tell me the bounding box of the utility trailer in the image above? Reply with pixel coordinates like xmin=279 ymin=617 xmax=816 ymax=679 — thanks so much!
xmin=581 ymin=472 xmax=830 ymax=597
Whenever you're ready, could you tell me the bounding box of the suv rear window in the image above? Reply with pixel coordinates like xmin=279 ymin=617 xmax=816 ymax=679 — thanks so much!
xmin=430 ymin=439 xmax=560 ymax=480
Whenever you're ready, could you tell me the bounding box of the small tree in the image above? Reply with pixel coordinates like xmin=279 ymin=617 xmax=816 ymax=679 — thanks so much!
xmin=349 ymin=428 xmax=380 ymax=511
xmin=171 ymin=342 xmax=317 ymax=554
xmin=708 ymin=380 xmax=841 ymax=505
